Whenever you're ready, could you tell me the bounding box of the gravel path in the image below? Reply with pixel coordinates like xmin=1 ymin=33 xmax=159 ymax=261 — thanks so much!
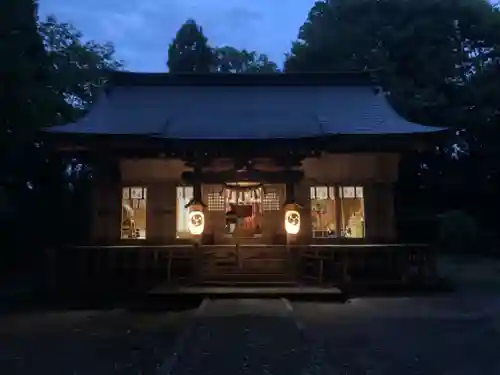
xmin=161 ymin=298 xmax=334 ymax=375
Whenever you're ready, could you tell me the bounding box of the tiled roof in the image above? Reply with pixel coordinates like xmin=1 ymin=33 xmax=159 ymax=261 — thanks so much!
xmin=45 ymin=71 xmax=445 ymax=139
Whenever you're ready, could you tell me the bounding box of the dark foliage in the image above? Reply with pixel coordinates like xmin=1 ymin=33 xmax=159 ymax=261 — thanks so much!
xmin=286 ymin=0 xmax=500 ymax=251
xmin=0 ymin=2 xmax=121 ymax=274
xmin=167 ymin=19 xmax=279 ymax=73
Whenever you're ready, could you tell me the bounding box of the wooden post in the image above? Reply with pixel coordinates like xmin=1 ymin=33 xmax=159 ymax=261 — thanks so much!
xmin=235 ymin=221 xmax=241 ymax=269
xmin=318 ymin=258 xmax=324 ymax=285
xmin=428 ymin=246 xmax=437 ymax=279
xmin=342 ymin=250 xmax=351 ymax=284
xmin=111 ymin=248 xmax=118 ymax=277
xmin=400 ymin=247 xmax=410 ymax=282
xmin=153 ymin=248 xmax=159 ymax=272
xmin=79 ymin=248 xmax=86 ymax=286
xmin=192 ymin=242 xmax=202 ymax=284
xmin=46 ymin=247 xmax=57 ymax=291
xmin=334 ymin=186 xmax=343 ymax=239
xmin=137 ymin=247 xmax=145 ymax=285
xmin=167 ymin=249 xmax=172 ymax=282
xmin=94 ymin=247 xmax=101 ymax=277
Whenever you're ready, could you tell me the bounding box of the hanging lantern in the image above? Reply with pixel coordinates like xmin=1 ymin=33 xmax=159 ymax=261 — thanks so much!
xmin=284 ymin=203 xmax=301 ymax=235
xmin=283 ymin=179 xmax=302 ymax=235
xmin=188 ymin=203 xmax=205 ymax=236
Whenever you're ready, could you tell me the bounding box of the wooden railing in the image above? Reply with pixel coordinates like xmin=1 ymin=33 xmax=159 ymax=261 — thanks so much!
xmin=42 ymin=243 xmax=437 ymax=289
xmin=44 ymin=245 xmax=198 ymax=289
xmin=296 ymin=244 xmax=437 ymax=285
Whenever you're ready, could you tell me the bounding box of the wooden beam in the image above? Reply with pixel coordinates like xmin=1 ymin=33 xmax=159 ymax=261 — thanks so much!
xmin=181 ymin=169 xmax=304 ymax=184
xmin=45 ymin=130 xmax=446 ymax=158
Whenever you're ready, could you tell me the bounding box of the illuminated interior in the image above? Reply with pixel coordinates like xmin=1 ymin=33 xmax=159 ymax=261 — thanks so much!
xmin=310 ymin=185 xmax=366 ymax=239
xmin=224 ymin=182 xmax=263 ymax=237
xmin=310 ymin=186 xmax=337 ymax=238
xmin=121 ymin=187 xmax=147 ymax=239
xmin=340 ymin=186 xmax=365 ymax=238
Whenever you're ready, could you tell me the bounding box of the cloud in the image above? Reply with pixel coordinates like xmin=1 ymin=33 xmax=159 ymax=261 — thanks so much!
xmin=38 ymin=0 xmax=315 ymax=72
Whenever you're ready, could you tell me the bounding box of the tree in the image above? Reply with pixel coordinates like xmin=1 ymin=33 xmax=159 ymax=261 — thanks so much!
xmin=285 ymin=0 xmax=500 ymax=157
xmin=0 ymin=0 xmax=55 ymax=268
xmin=39 ymin=15 xmax=123 ymax=120
xmin=167 ymin=19 xmax=279 ymax=73
xmin=285 ymin=0 xmax=500 ymax=128
xmin=0 ymin=0 xmax=55 ymax=189
xmin=285 ymin=0 xmax=500 ymax=242
xmin=167 ymin=19 xmax=214 ymax=73
xmin=1 ymin=4 xmax=123 ymax=266
xmin=35 ymin=16 xmax=123 ymax=245
xmin=214 ymin=46 xmax=279 ymax=73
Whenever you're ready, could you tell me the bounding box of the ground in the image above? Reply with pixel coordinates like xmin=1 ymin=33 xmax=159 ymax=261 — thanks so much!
xmin=292 ymin=296 xmax=500 ymax=375
xmin=0 ymin=307 xmax=194 ymax=375
xmin=438 ymin=255 xmax=500 ymax=293
xmin=1 ymin=256 xmax=500 ymax=375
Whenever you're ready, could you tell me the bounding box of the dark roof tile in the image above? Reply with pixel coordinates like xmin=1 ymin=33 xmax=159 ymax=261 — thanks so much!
xmin=46 ymin=71 xmax=445 ymax=139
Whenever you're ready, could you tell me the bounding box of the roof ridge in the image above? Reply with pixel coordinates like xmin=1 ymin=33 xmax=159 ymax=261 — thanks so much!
xmin=107 ymin=70 xmax=378 ymax=87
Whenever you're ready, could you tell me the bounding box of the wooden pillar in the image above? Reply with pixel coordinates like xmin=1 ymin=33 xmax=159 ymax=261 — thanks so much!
xmin=45 ymin=247 xmax=57 ymax=290
xmin=334 ymin=185 xmax=343 ymax=239
xmin=364 ymin=182 xmax=397 ymax=242
xmin=92 ymin=155 xmax=121 ymax=244
xmin=284 ymin=180 xmax=296 ymax=205
xmin=192 ymin=164 xmax=203 ymax=203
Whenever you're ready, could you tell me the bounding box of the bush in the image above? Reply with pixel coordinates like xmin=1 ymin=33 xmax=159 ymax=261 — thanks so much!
xmin=437 ymin=210 xmax=479 ymax=254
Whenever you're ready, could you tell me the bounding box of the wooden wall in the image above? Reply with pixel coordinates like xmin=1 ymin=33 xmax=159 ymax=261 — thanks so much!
xmin=91 ymin=182 xmax=120 ymax=244
xmin=120 ymin=159 xmax=188 ymax=182
xmin=302 ymin=153 xmax=399 ymax=183
xmin=90 ymin=153 xmax=400 ymax=244
xmin=146 ymin=183 xmax=177 ymax=243
xmin=296 ymin=152 xmax=399 ymax=243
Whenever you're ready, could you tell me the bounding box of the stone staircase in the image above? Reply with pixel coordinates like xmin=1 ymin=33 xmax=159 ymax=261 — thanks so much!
xmin=200 ymin=245 xmax=296 ymax=285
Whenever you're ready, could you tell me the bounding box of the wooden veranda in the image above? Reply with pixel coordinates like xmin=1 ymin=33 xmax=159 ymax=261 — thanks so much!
xmin=43 ymin=244 xmax=437 ymax=291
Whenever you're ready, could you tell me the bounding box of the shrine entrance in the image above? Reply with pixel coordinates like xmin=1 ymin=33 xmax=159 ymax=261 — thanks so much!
xmin=200 ymin=181 xmax=292 ymax=282
xmin=223 ymin=181 xmax=264 ymax=239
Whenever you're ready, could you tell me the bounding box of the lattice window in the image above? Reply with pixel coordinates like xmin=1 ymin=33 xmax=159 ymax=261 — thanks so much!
xmin=207 ymin=192 xmax=225 ymax=211
xmin=263 ymin=191 xmax=280 ymax=211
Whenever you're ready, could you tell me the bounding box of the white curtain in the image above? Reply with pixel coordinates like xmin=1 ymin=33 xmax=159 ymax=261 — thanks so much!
xmin=176 ymin=186 xmax=194 ymax=233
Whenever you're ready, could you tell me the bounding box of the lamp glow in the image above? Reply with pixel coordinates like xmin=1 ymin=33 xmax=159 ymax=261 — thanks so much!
xmin=284 ymin=209 xmax=300 ymax=235
xmin=188 ymin=210 xmax=205 ymax=235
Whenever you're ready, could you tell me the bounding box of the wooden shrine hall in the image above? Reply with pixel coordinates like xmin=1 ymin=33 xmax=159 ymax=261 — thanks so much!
xmin=43 ymin=70 xmax=445 ymax=289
